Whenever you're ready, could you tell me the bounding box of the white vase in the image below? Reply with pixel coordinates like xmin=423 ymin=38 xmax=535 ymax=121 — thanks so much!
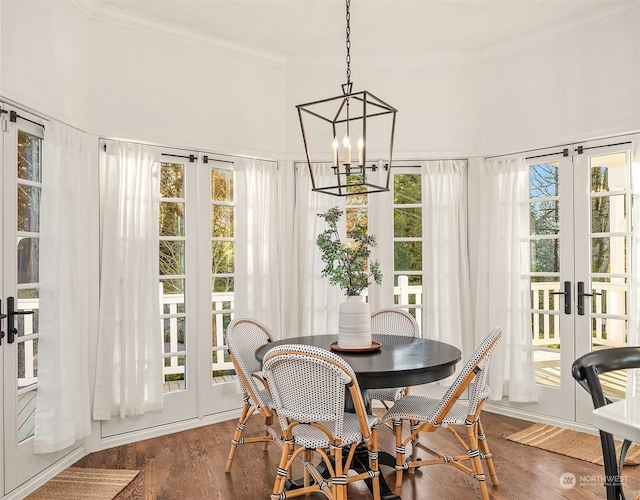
xmin=338 ymin=295 xmax=372 ymax=349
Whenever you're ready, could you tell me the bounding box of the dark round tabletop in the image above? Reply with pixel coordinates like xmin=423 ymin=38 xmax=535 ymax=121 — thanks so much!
xmin=255 ymin=334 xmax=462 ymax=390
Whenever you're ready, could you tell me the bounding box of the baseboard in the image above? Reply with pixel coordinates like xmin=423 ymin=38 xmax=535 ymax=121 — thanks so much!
xmin=97 ymin=408 xmax=242 ymax=450
xmin=2 ymin=447 xmax=86 ymax=500
xmin=484 ymin=402 xmax=598 ymax=435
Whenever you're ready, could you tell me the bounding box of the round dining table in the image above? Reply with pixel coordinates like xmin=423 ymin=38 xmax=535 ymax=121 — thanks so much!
xmin=255 ymin=333 xmax=462 ymax=500
xmin=255 ymin=334 xmax=462 ymax=391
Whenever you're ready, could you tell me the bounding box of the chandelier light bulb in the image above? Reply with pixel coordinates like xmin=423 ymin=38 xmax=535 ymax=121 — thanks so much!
xmin=343 ymin=132 xmax=351 ymax=164
xmin=332 ymin=136 xmax=340 ymax=167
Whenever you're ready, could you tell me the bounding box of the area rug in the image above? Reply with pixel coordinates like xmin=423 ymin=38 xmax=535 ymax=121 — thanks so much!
xmin=507 ymin=423 xmax=640 ymax=466
xmin=25 ymin=467 xmax=140 ymax=500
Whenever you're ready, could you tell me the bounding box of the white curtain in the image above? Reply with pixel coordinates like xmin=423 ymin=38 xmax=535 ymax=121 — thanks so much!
xmin=628 ymin=138 xmax=640 ymax=396
xmin=235 ymin=158 xmax=282 ymax=333
xmin=284 ymin=163 xmax=346 ymax=337
xmin=93 ymin=141 xmax=163 ymax=420
xmin=422 ymin=160 xmax=472 ymax=361
xmin=34 ymin=121 xmax=95 ymax=453
xmin=475 ymin=157 xmax=538 ymax=402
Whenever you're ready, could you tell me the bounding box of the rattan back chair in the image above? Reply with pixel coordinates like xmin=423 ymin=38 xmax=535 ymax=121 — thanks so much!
xmin=262 ymin=344 xmax=381 ymax=500
xmin=382 ymin=327 xmax=502 ymax=499
xmin=224 ymin=318 xmax=281 ymax=473
xmin=367 ymin=308 xmax=420 ymax=410
xmin=572 ymin=346 xmax=640 ymax=500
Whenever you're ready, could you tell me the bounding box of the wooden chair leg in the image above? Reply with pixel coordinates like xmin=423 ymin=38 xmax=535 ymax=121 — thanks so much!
xmin=303 ymin=450 xmax=313 ymax=489
xmin=369 ymin=427 xmax=381 ymax=500
xmin=465 ymin=421 xmax=489 ymax=500
xmin=332 ymin=446 xmax=346 ymax=500
xmin=409 ymin=420 xmax=420 ymax=473
xmin=263 ymin=414 xmax=273 ymax=451
xmin=477 ymin=419 xmax=498 ymax=485
xmin=225 ymin=400 xmax=252 ymax=473
xmin=271 ymin=440 xmax=294 ymax=499
xmin=392 ymin=419 xmax=406 ymax=496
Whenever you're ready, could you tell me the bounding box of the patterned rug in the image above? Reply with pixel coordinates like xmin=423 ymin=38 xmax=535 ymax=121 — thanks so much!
xmin=25 ymin=467 xmax=140 ymax=500
xmin=507 ymin=423 xmax=640 ymax=466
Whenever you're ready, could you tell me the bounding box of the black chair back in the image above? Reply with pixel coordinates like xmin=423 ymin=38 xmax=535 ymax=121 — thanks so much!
xmin=571 ymin=346 xmax=640 ymax=500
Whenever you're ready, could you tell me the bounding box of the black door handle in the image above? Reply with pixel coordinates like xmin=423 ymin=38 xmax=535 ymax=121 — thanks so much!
xmin=7 ymin=296 xmax=34 ymax=344
xmin=0 ymin=299 xmax=6 ymax=346
xmin=577 ymin=281 xmax=601 ymax=316
xmin=550 ymin=281 xmax=572 ymax=314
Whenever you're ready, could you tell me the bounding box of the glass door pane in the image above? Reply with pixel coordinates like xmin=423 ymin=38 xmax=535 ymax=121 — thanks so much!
xmin=392 ymin=172 xmax=423 ymax=330
xmin=585 ymin=151 xmax=631 ymax=400
xmin=529 ymin=160 xmax=563 ymax=389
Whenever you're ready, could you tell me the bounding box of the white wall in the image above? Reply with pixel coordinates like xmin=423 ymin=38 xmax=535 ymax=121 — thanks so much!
xmin=285 ymin=60 xmax=478 ymax=161
xmin=1 ymin=1 xmax=288 ymax=159
xmin=1 ymin=0 xmax=91 ymax=129
xmin=3 ymin=3 xmax=637 ymax=161
xmin=88 ymin=16 xmax=288 ymax=158
xmin=475 ymin=12 xmax=640 ymax=156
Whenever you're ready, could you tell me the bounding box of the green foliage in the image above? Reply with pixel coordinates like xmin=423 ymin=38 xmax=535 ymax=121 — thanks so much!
xmin=316 ymin=207 xmax=383 ymax=296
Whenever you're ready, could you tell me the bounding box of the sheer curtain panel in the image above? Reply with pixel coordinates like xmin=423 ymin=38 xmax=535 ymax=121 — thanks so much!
xmin=235 ymin=158 xmax=282 ymax=332
xmin=422 ymin=160 xmax=472 ymax=367
xmin=34 ymin=121 xmax=95 ymax=453
xmin=475 ymin=157 xmax=538 ymax=403
xmin=93 ymin=141 xmax=164 ymax=420
xmin=283 ymin=163 xmax=346 ymax=337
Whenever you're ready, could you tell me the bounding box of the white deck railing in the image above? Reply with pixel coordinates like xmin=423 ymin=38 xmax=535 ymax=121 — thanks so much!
xmin=161 ymin=291 xmax=236 ymax=381
xmin=531 ymin=281 xmax=627 ymax=347
xmin=17 ymin=298 xmax=38 ymax=388
xmin=16 ymin=279 xmax=628 ymax=387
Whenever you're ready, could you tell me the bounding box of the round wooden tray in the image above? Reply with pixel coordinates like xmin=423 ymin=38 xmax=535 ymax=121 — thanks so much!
xmin=330 ymin=341 xmax=382 ymax=353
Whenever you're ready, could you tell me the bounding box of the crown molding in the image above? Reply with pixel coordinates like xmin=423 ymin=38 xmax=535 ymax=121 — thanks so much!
xmin=69 ymin=0 xmax=288 ymax=69
xmin=475 ymin=3 xmax=640 ymax=64
xmin=67 ymin=1 xmax=639 ymax=71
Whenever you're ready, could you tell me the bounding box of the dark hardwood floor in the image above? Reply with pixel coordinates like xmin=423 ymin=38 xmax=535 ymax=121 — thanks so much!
xmin=74 ymin=410 xmax=640 ymax=499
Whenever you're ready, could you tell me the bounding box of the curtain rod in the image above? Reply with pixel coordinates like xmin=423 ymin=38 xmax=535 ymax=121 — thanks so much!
xmin=484 ymin=131 xmax=639 ymax=161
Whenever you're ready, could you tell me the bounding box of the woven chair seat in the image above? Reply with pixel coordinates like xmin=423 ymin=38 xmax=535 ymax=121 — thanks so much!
xmin=366 ymin=387 xmax=405 ymax=404
xmin=383 ymin=395 xmax=479 ymax=426
xmin=253 ymin=387 xmax=274 ymax=409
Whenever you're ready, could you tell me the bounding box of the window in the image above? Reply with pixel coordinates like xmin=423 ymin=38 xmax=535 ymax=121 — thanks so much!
xmin=392 ymin=171 xmax=423 ymax=328
xmin=159 ymin=162 xmax=187 ymax=392
xmin=210 ymin=163 xmax=236 ymax=382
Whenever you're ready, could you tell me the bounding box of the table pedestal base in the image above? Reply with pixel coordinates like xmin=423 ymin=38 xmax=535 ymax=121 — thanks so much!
xmin=285 ymin=444 xmax=400 ymax=500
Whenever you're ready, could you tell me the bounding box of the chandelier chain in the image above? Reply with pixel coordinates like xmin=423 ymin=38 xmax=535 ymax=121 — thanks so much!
xmin=345 ymin=0 xmax=351 ymax=85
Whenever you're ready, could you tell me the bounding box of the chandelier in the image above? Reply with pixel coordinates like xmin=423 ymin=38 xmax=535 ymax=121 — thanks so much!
xmin=296 ymin=0 xmax=397 ymax=196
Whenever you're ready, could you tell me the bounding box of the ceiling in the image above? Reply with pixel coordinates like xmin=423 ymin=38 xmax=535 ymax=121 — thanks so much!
xmin=94 ymin=0 xmax=640 ymax=62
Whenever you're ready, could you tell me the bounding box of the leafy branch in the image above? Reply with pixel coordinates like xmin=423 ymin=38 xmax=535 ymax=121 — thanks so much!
xmin=316 ymin=207 xmax=383 ymax=296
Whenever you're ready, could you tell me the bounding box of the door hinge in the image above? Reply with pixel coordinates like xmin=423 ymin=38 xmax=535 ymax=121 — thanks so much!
xmin=572 ymin=145 xmax=584 ymax=163
xmin=0 ymin=108 xmax=8 ymax=132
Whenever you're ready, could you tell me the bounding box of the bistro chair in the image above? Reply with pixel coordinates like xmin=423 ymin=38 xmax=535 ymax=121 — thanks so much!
xmin=224 ymin=318 xmax=281 ymax=473
xmin=382 ymin=327 xmax=502 ymax=499
xmin=367 ymin=308 xmax=420 ymax=410
xmin=262 ymin=343 xmax=381 ymax=500
xmin=571 ymin=346 xmax=640 ymax=500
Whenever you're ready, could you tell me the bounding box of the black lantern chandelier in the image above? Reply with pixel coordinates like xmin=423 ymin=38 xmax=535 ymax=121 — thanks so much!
xmin=296 ymin=0 xmax=397 ymax=196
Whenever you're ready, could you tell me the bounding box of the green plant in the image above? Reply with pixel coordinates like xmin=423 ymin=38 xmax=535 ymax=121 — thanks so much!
xmin=316 ymin=207 xmax=383 ymax=296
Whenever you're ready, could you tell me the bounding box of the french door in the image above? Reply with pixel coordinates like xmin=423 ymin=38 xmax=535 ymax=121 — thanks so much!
xmin=100 ymin=144 xmax=241 ymax=438
xmin=1 ymin=103 xmax=77 ymax=495
xmin=520 ymin=135 xmax=638 ymax=422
